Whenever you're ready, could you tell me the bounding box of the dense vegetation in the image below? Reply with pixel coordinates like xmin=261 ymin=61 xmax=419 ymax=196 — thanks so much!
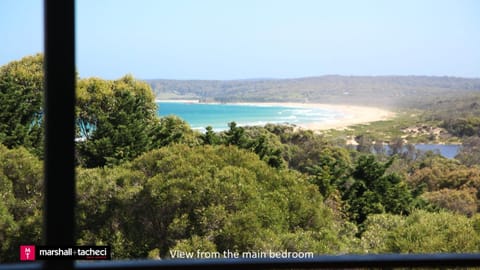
xmin=1 ymin=55 xmax=480 ymax=262
xmin=147 ymin=76 xmax=480 ymax=108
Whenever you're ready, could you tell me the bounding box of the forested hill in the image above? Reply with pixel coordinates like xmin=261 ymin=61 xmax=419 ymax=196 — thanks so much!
xmin=146 ymin=76 xmax=480 ymax=108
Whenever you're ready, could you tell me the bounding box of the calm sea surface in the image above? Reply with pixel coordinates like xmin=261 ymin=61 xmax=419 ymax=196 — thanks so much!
xmin=156 ymin=102 xmax=342 ymax=131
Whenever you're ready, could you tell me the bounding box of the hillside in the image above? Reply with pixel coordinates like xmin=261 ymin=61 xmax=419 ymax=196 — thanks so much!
xmin=146 ymin=75 xmax=480 ymax=109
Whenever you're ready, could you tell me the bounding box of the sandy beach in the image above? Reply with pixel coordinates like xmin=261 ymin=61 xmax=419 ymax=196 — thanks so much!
xmin=155 ymin=99 xmax=395 ymax=131
xmin=224 ymin=102 xmax=394 ymax=131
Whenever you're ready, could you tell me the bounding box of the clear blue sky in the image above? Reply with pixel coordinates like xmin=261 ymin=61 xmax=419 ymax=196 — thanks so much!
xmin=1 ymin=0 xmax=479 ymax=80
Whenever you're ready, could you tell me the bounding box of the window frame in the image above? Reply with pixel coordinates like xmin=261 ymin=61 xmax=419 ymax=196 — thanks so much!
xmin=1 ymin=0 xmax=480 ymax=269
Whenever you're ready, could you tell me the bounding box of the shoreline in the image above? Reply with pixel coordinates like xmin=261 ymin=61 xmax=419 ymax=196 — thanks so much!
xmin=247 ymin=102 xmax=395 ymax=131
xmin=155 ymin=99 xmax=200 ymax=103
xmin=155 ymin=99 xmax=395 ymax=131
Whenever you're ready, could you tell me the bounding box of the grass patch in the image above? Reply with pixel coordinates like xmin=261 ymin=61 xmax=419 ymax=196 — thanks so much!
xmin=320 ymin=110 xmax=458 ymax=144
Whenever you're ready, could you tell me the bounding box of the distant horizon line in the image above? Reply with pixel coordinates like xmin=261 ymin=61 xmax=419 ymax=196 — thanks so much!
xmin=2 ymin=55 xmax=479 ymax=81
xmin=142 ymin=74 xmax=480 ymax=82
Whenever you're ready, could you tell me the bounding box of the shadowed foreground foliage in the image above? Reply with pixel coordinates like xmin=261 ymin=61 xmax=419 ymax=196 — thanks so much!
xmin=76 ymin=144 xmax=356 ymax=258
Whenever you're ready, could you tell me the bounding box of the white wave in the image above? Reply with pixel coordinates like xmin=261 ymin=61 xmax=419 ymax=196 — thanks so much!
xmin=280 ymin=115 xmax=298 ymax=120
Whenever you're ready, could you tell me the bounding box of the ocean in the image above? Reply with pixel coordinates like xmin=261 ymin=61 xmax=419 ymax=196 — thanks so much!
xmin=156 ymin=101 xmax=342 ymax=131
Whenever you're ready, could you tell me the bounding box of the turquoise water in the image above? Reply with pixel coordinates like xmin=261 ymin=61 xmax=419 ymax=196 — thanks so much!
xmin=156 ymin=102 xmax=342 ymax=131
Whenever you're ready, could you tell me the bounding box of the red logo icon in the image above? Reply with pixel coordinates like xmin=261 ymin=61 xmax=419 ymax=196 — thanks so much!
xmin=20 ymin=245 xmax=35 ymax=261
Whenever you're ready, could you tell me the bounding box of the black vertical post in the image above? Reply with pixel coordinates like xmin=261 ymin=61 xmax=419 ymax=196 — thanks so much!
xmin=44 ymin=0 xmax=75 ymax=269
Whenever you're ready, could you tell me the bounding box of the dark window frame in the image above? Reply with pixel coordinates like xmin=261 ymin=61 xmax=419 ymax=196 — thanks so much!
xmin=1 ymin=0 xmax=480 ymax=269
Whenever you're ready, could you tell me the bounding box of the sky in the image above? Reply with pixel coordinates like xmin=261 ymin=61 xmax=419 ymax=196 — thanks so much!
xmin=0 ymin=0 xmax=479 ymax=80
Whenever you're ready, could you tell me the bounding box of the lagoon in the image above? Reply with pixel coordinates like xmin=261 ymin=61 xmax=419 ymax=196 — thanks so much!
xmin=414 ymin=144 xmax=460 ymax=159
xmin=379 ymin=144 xmax=460 ymax=159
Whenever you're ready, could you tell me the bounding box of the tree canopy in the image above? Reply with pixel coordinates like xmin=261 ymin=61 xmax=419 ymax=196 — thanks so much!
xmin=76 ymin=75 xmax=160 ymax=167
xmin=0 ymin=54 xmax=44 ymax=156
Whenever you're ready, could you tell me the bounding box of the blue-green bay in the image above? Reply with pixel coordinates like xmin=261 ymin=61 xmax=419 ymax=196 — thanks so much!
xmin=156 ymin=101 xmax=343 ymax=131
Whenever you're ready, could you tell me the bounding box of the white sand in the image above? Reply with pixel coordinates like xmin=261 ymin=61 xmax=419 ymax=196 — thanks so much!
xmin=232 ymin=102 xmax=395 ymax=131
